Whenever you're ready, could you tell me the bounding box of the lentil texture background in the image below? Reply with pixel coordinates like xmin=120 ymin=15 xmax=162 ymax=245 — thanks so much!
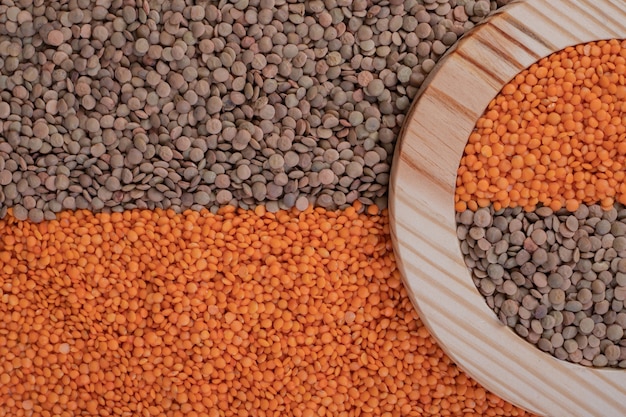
xmin=0 ymin=0 xmax=542 ymax=415
xmin=0 ymin=206 xmax=533 ymax=417
xmin=456 ymin=40 xmax=626 ymax=214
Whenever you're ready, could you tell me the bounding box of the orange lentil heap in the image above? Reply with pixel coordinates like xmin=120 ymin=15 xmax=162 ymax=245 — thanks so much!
xmin=456 ymin=39 xmax=626 ymax=213
xmin=0 ymin=204 xmax=533 ymax=417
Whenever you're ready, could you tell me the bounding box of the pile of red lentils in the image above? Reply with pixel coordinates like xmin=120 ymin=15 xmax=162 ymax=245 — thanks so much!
xmin=456 ymin=39 xmax=626 ymax=213
xmin=0 ymin=203 xmax=533 ymax=416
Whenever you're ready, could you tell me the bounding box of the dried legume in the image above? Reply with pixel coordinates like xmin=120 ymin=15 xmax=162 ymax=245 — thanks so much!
xmin=0 ymin=0 xmax=509 ymax=221
xmin=458 ymin=203 xmax=626 ymax=367
xmin=456 ymin=39 xmax=626 ymax=368
xmin=456 ymin=39 xmax=626 ymax=213
xmin=0 ymin=204 xmax=532 ymax=417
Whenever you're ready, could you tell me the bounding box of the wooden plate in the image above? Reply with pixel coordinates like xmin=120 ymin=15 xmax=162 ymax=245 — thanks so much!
xmin=389 ymin=1 xmax=626 ymax=416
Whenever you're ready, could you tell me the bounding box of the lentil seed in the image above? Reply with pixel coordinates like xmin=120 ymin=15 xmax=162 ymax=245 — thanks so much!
xmin=0 ymin=204 xmax=533 ymax=416
xmin=456 ymin=39 xmax=626 ymax=368
xmin=459 ymin=203 xmax=626 ymax=368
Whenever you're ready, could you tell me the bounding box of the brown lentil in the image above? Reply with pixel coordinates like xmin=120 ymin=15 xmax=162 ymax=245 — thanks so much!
xmin=0 ymin=0 xmax=507 ymax=219
xmin=459 ymin=202 xmax=626 ymax=368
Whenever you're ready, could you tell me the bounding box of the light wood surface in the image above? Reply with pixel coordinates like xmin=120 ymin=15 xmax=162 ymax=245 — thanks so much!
xmin=389 ymin=1 xmax=626 ymax=416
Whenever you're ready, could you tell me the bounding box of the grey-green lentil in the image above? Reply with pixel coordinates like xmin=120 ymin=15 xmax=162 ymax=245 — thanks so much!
xmin=0 ymin=0 xmax=509 ymax=221
xmin=458 ymin=203 xmax=626 ymax=368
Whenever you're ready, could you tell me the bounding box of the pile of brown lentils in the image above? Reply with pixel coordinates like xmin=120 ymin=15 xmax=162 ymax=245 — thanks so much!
xmin=0 ymin=0 xmax=510 ymax=221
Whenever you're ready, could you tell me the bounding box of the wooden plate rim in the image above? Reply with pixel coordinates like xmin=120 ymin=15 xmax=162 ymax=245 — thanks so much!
xmin=390 ymin=1 xmax=626 ymax=416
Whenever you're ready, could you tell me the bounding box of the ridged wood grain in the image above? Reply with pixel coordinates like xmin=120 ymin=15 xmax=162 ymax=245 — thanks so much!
xmin=389 ymin=1 xmax=626 ymax=416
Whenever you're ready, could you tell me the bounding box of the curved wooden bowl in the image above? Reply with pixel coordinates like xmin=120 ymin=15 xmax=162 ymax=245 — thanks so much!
xmin=389 ymin=1 xmax=626 ymax=416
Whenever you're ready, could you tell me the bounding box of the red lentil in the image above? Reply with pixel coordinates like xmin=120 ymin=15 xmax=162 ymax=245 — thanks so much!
xmin=0 ymin=204 xmax=534 ymax=416
xmin=456 ymin=39 xmax=626 ymax=212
